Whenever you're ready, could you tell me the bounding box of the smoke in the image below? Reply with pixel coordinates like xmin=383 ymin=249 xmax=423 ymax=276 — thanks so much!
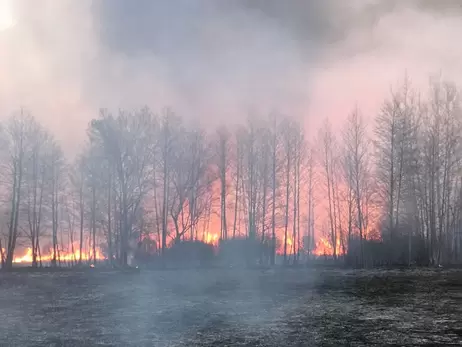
xmin=309 ymin=0 xmax=462 ymax=132
xmin=1 ymin=0 xmax=462 ymax=153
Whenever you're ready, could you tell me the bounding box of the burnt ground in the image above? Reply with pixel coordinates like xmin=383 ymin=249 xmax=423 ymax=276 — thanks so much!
xmin=1 ymin=268 xmax=462 ymax=346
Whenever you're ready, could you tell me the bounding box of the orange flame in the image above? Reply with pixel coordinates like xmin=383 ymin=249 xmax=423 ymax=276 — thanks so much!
xmin=276 ymin=235 xmax=299 ymax=255
xmin=204 ymin=232 xmax=219 ymax=245
xmin=12 ymin=244 xmax=105 ymax=264
xmin=313 ymin=237 xmax=344 ymax=257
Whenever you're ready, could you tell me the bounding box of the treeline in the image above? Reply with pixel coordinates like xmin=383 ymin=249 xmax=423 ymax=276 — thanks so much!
xmin=320 ymin=76 xmax=462 ymax=266
xmin=374 ymin=77 xmax=462 ymax=266
xmin=0 ymin=107 xmax=309 ymax=269
xmin=1 ymin=75 xmax=462 ymax=269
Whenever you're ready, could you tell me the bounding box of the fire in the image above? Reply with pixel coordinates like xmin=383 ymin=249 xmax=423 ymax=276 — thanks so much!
xmin=313 ymin=237 xmax=344 ymax=257
xmin=12 ymin=245 xmax=106 ymax=264
xmin=204 ymin=232 xmax=219 ymax=245
xmin=276 ymin=235 xmax=299 ymax=255
xmin=12 ymin=248 xmax=34 ymax=264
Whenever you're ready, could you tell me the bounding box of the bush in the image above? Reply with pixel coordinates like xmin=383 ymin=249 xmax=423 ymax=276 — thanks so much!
xmin=164 ymin=240 xmax=215 ymax=268
xmin=218 ymin=237 xmax=272 ymax=268
xmin=346 ymin=235 xmax=428 ymax=267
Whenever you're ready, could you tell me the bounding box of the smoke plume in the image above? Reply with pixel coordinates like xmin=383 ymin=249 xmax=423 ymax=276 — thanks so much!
xmin=1 ymin=0 xmax=462 ymax=152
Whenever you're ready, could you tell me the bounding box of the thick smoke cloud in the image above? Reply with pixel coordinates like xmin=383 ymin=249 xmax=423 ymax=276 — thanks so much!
xmin=1 ymin=0 xmax=462 ymax=153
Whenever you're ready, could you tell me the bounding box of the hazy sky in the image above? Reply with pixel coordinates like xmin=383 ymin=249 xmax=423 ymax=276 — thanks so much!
xmin=1 ymin=0 xmax=462 ymax=154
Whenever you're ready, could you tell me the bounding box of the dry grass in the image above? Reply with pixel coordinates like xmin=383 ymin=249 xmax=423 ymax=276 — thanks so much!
xmin=0 ymin=268 xmax=461 ymax=346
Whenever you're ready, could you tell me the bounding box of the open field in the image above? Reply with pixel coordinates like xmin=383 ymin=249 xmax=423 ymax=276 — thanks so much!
xmin=1 ymin=268 xmax=462 ymax=346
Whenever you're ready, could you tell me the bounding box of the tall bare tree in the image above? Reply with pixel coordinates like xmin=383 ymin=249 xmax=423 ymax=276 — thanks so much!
xmin=269 ymin=114 xmax=281 ymax=265
xmin=319 ymin=119 xmax=338 ymax=260
xmin=22 ymin=121 xmax=49 ymax=267
xmin=90 ymin=108 xmax=154 ymax=266
xmin=2 ymin=111 xmax=33 ymax=269
xmin=216 ymin=126 xmax=230 ymax=240
xmin=343 ymin=107 xmax=369 ymax=266
xmin=48 ymin=139 xmax=66 ymax=266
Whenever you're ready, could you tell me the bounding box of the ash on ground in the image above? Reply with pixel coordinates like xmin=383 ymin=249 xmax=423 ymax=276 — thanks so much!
xmin=1 ymin=268 xmax=461 ymax=346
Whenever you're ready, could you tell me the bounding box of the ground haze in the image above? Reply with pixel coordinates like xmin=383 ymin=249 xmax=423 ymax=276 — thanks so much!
xmin=1 ymin=268 xmax=461 ymax=346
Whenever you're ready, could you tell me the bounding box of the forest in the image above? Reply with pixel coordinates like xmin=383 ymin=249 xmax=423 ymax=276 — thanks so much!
xmin=1 ymin=76 xmax=461 ymax=270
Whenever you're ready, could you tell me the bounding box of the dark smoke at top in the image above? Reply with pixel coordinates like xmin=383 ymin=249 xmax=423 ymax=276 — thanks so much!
xmin=1 ymin=0 xmax=462 ymax=153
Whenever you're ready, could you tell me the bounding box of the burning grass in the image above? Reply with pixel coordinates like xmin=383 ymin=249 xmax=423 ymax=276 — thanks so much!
xmin=1 ymin=268 xmax=462 ymax=346
xmin=11 ymin=246 xmax=106 ymax=265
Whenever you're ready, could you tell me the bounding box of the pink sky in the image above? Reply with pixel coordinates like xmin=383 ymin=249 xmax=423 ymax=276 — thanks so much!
xmin=1 ymin=1 xmax=462 ymax=155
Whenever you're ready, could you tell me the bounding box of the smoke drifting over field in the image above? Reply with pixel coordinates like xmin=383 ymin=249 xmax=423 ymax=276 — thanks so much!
xmin=1 ymin=0 xmax=462 ymax=152
xmin=2 ymin=2 xmax=462 ymax=345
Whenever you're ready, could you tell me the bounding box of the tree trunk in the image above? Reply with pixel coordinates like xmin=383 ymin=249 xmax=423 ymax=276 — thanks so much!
xmin=271 ymin=138 xmax=277 ymax=266
xmin=283 ymin=143 xmax=290 ymax=265
xmin=79 ymin=179 xmax=84 ymax=265
xmin=92 ymin=184 xmax=97 ymax=266
xmin=107 ymin=170 xmax=113 ymax=265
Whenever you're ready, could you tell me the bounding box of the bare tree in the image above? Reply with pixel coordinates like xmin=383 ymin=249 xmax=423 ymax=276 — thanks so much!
xmin=343 ymin=107 xmax=369 ymax=266
xmin=2 ymin=111 xmax=33 ymax=269
xmin=90 ymin=108 xmax=154 ymax=266
xmin=158 ymin=110 xmax=178 ymax=257
xmin=169 ymin=125 xmax=214 ymax=243
xmin=269 ymin=114 xmax=281 ymax=265
xmin=306 ymin=145 xmax=316 ymax=257
xmin=22 ymin=120 xmax=49 ymax=267
xmin=232 ymin=126 xmax=246 ymax=239
xmin=69 ymin=154 xmax=87 ymax=265
xmin=291 ymin=121 xmax=303 ymax=264
xmin=375 ymin=81 xmax=412 ymax=244
xmin=48 ymin=139 xmax=66 ymax=266
xmin=257 ymin=125 xmax=270 ymax=252
xmin=319 ymin=119 xmax=338 ymax=260
xmin=418 ymin=80 xmax=462 ymax=264
xmin=282 ymin=119 xmax=293 ymax=264
xmin=242 ymin=116 xmax=259 ymax=242
xmin=216 ymin=126 xmax=230 ymax=240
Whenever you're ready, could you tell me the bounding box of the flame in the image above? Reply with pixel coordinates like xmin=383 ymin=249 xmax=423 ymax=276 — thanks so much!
xmin=12 ymin=244 xmax=105 ymax=264
xmin=204 ymin=232 xmax=219 ymax=245
xmin=12 ymin=248 xmax=34 ymax=263
xmin=313 ymin=236 xmax=344 ymax=257
xmin=276 ymin=235 xmax=299 ymax=255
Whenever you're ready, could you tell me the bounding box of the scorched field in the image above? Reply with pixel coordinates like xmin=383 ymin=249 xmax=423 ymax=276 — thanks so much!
xmin=1 ymin=267 xmax=462 ymax=346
